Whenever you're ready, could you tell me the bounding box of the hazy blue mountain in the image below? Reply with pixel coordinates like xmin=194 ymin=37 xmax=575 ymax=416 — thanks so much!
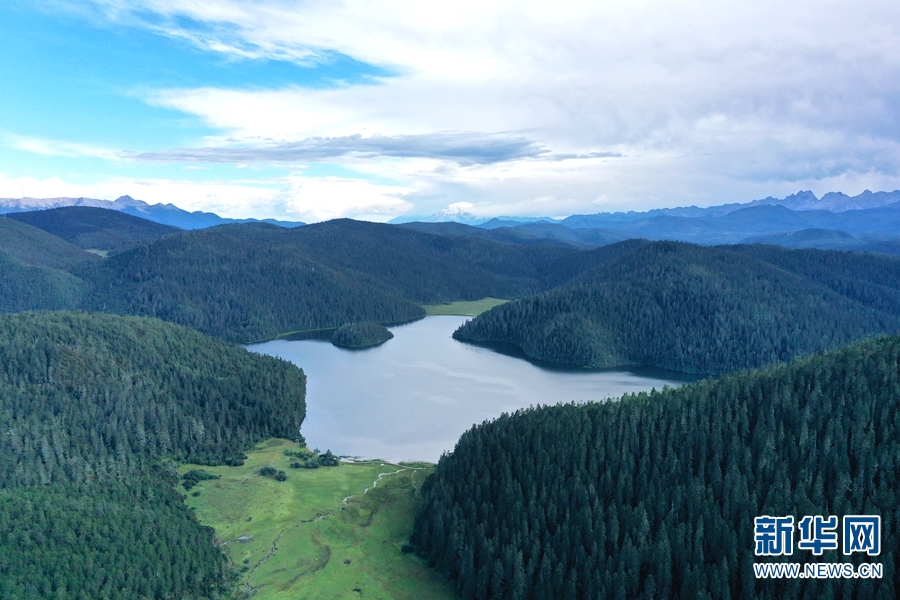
xmin=117 ymin=197 xmax=306 ymax=229
xmin=477 ymin=216 xmax=558 ymax=228
xmin=742 ymin=228 xmax=861 ymax=248
xmin=747 ymin=189 xmax=900 ymax=212
xmin=501 ymin=221 xmax=631 ymax=247
xmin=402 ymin=197 xmax=900 ymax=249
xmin=399 ymin=221 xmax=590 ymax=248
xmin=743 ymin=229 xmax=900 ymax=254
xmin=391 ymin=211 xmax=557 ymax=226
xmin=403 ymin=220 xmax=633 ymax=249
xmin=553 ymin=202 xmax=900 ymax=245
xmin=0 ymin=195 xmax=304 ymax=230
xmin=560 ymin=203 xmax=747 ymax=228
xmin=558 ymin=189 xmax=900 ymax=230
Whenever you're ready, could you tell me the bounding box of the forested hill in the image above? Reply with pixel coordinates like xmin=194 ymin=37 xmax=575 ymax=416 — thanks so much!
xmin=412 ymin=333 xmax=900 ymax=599
xmin=0 ymin=218 xmax=99 ymax=313
xmin=0 ymin=216 xmax=584 ymax=344
xmin=6 ymin=206 xmax=182 ymax=253
xmin=0 ymin=217 xmax=100 ymax=269
xmin=399 ymin=220 xmax=630 ymax=249
xmin=86 ymin=224 xmax=427 ymax=343
xmin=264 ymin=219 xmax=577 ymax=303
xmin=0 ymin=311 xmax=306 ymax=481
xmin=0 ymin=312 xmax=307 ymax=598
xmin=454 ymin=241 xmax=900 ymax=374
xmin=80 ymin=219 xmax=577 ymax=342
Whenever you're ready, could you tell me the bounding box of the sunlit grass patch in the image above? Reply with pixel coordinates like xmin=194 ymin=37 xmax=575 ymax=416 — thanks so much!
xmin=179 ymin=438 xmax=457 ymax=599
xmin=422 ymin=297 xmax=508 ymax=316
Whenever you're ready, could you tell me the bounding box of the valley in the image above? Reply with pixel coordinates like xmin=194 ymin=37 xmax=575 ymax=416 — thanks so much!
xmin=1 ymin=204 xmax=900 ymax=599
xmin=180 ymin=439 xmax=457 ymax=600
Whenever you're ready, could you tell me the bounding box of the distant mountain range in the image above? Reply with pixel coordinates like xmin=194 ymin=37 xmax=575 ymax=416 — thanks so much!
xmin=391 ymin=190 xmax=900 ymax=228
xmin=5 ymin=190 xmax=900 ymax=254
xmin=0 ymin=195 xmax=304 ymax=230
xmin=397 ymin=190 xmax=900 ymax=254
xmin=555 ymin=189 xmax=900 ymax=229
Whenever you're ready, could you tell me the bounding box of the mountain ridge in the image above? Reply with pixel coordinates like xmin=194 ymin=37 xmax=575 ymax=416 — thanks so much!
xmin=0 ymin=194 xmax=305 ymax=230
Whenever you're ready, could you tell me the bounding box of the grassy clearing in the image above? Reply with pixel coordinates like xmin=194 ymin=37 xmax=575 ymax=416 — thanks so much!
xmin=179 ymin=438 xmax=457 ymax=600
xmin=422 ymin=297 xmax=508 ymax=316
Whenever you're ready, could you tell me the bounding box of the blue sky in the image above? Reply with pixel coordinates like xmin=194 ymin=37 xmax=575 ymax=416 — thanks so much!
xmin=2 ymin=0 xmax=900 ymax=222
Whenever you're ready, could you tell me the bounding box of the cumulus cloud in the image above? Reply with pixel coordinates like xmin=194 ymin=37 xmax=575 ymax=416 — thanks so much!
xmin=276 ymin=176 xmax=414 ymax=222
xmin=0 ymin=172 xmax=414 ymax=222
xmin=31 ymin=0 xmax=900 ymax=216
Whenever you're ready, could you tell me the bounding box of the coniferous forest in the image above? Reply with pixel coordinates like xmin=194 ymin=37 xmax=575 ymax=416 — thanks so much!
xmin=412 ymin=334 xmax=900 ymax=599
xmin=454 ymin=241 xmax=900 ymax=374
xmin=3 ymin=208 xmax=900 ymax=598
xmin=0 ymin=311 xmax=307 ymax=598
xmin=6 ymin=206 xmax=182 ymax=253
xmin=1 ymin=215 xmax=578 ymax=342
xmin=331 ymin=322 xmax=395 ymax=348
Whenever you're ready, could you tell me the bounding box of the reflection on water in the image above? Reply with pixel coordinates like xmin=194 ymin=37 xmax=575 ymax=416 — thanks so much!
xmin=248 ymin=316 xmax=695 ymax=462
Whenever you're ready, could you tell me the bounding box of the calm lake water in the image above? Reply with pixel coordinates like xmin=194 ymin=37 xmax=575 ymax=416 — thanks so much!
xmin=248 ymin=316 xmax=694 ymax=463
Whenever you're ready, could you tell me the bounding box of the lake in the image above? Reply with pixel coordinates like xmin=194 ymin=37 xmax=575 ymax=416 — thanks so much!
xmin=248 ymin=316 xmax=694 ymax=463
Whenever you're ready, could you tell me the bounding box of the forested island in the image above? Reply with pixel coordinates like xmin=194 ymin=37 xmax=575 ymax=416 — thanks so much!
xmin=332 ymin=322 xmax=395 ymax=348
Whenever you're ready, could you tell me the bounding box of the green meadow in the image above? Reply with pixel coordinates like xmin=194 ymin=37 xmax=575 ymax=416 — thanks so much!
xmin=422 ymin=297 xmax=508 ymax=316
xmin=179 ymin=438 xmax=457 ymax=600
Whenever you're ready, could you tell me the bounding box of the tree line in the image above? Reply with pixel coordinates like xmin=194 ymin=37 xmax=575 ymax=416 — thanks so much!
xmin=0 ymin=312 xmax=308 ymax=598
xmin=455 ymin=241 xmax=900 ymax=374
xmin=413 ymin=333 xmax=900 ymax=599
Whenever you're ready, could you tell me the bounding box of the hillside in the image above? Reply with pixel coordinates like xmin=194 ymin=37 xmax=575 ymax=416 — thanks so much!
xmin=741 ymin=229 xmax=900 ymax=255
xmin=400 ymin=221 xmax=617 ymax=249
xmin=282 ymin=219 xmax=577 ymax=303
xmin=7 ymin=206 xmax=182 ymax=253
xmin=0 ymin=252 xmax=92 ymax=314
xmin=0 ymin=218 xmax=98 ymax=313
xmin=0 ymin=312 xmax=308 ymax=598
xmin=86 ymin=224 xmax=427 ymax=343
xmin=0 ymin=312 xmax=307 ymax=484
xmin=413 ymin=333 xmax=900 ymax=599
xmin=454 ymin=241 xmax=900 ymax=374
xmin=79 ymin=219 xmax=576 ymax=342
xmin=400 ymin=221 xmax=557 ymax=246
xmin=0 ymin=217 xmax=99 ymax=269
xmin=0 ymin=218 xmax=579 ymax=343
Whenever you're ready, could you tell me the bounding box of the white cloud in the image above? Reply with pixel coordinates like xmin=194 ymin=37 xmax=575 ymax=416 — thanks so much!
xmin=0 ymin=172 xmax=414 ymax=222
xmin=123 ymin=131 xmax=549 ymax=164
xmin=276 ymin=176 xmax=414 ymax=222
xmin=32 ymin=0 xmax=900 ymax=216
xmin=6 ymin=134 xmax=121 ymax=160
